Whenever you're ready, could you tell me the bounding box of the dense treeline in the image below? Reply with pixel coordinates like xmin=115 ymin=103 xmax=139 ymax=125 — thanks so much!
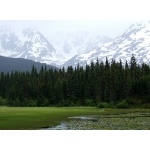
xmin=0 ymin=55 xmax=150 ymax=108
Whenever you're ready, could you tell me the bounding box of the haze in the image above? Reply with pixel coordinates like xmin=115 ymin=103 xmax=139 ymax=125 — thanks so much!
xmin=0 ymin=20 xmax=136 ymax=38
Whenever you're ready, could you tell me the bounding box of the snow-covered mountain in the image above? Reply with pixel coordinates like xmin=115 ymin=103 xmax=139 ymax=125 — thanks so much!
xmin=64 ymin=21 xmax=150 ymax=67
xmin=0 ymin=26 xmax=64 ymax=66
xmin=47 ymin=31 xmax=112 ymax=61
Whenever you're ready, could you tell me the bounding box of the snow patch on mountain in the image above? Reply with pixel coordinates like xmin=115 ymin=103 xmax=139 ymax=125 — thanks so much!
xmin=63 ymin=21 xmax=150 ymax=67
xmin=0 ymin=26 xmax=64 ymax=66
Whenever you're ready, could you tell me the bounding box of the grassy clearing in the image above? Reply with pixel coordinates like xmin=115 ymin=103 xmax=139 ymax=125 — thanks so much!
xmin=0 ymin=106 xmax=150 ymax=130
xmin=0 ymin=107 xmax=101 ymax=130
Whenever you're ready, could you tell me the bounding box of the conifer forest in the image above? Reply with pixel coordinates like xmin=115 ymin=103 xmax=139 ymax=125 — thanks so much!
xmin=0 ymin=55 xmax=150 ymax=108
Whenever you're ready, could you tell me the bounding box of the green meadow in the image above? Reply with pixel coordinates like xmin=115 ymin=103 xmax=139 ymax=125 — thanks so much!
xmin=0 ymin=107 xmax=150 ymax=130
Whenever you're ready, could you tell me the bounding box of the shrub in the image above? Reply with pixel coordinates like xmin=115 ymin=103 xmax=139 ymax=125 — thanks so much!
xmin=85 ymin=99 xmax=95 ymax=106
xmin=97 ymin=102 xmax=110 ymax=108
xmin=0 ymin=97 xmax=7 ymax=106
xmin=116 ymin=100 xmax=129 ymax=109
xmin=142 ymin=103 xmax=150 ymax=108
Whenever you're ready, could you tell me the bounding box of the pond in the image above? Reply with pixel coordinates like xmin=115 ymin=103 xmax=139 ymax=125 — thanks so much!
xmin=45 ymin=122 xmax=68 ymax=130
xmin=45 ymin=115 xmax=99 ymax=130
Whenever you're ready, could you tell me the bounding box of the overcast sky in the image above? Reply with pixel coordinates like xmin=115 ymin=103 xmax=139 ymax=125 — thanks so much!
xmin=0 ymin=0 xmax=149 ymax=20
xmin=0 ymin=20 xmax=137 ymax=38
xmin=0 ymin=0 xmax=149 ymax=38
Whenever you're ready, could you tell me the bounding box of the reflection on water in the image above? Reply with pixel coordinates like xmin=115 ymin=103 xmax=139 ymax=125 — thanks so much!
xmin=46 ymin=122 xmax=68 ymax=130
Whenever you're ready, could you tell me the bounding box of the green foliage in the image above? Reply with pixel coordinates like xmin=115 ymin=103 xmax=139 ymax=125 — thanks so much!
xmin=97 ymin=102 xmax=110 ymax=108
xmin=0 ymin=97 xmax=7 ymax=106
xmin=85 ymin=99 xmax=95 ymax=106
xmin=0 ymin=56 xmax=150 ymax=107
xmin=116 ymin=100 xmax=129 ymax=109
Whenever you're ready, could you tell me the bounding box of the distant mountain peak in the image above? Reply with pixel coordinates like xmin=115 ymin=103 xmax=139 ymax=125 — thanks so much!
xmin=63 ymin=20 xmax=150 ymax=67
xmin=0 ymin=25 xmax=64 ymax=67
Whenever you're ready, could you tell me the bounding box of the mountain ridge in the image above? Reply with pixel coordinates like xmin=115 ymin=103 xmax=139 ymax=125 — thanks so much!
xmin=0 ymin=26 xmax=64 ymax=67
xmin=64 ymin=21 xmax=150 ymax=67
xmin=0 ymin=55 xmax=57 ymax=73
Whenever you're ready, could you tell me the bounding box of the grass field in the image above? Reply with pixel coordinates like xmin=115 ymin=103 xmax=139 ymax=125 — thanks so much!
xmin=0 ymin=107 xmax=150 ymax=130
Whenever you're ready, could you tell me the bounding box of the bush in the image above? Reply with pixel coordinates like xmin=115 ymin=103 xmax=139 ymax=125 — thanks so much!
xmin=142 ymin=103 xmax=150 ymax=108
xmin=85 ymin=99 xmax=95 ymax=106
xmin=0 ymin=97 xmax=7 ymax=106
xmin=116 ymin=100 xmax=129 ymax=109
xmin=97 ymin=102 xmax=110 ymax=108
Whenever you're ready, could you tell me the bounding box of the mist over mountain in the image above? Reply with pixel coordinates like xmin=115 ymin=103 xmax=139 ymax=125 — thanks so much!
xmin=48 ymin=31 xmax=112 ymax=60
